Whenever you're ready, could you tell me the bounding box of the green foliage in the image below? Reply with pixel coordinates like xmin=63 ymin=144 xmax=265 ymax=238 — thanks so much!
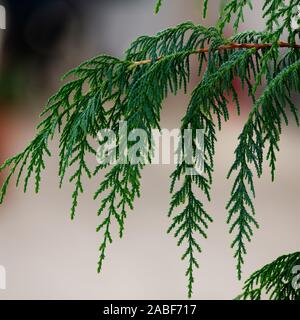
xmin=219 ymin=0 xmax=253 ymax=31
xmin=1 ymin=0 xmax=300 ymax=298
xmin=155 ymin=0 xmax=163 ymax=14
xmin=238 ymin=252 xmax=300 ymax=300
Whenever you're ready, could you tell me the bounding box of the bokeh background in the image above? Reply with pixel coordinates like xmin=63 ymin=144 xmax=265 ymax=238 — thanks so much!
xmin=0 ymin=0 xmax=299 ymax=300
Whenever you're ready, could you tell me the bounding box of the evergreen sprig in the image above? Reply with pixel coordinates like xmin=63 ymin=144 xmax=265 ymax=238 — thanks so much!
xmin=238 ymin=252 xmax=300 ymax=300
xmin=1 ymin=0 xmax=300 ymax=298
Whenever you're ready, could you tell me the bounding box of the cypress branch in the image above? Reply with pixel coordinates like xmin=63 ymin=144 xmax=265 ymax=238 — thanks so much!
xmin=238 ymin=252 xmax=300 ymax=300
xmin=1 ymin=0 xmax=300 ymax=299
xmin=133 ymin=41 xmax=300 ymax=66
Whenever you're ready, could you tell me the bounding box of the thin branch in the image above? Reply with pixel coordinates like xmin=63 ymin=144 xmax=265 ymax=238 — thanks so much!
xmin=133 ymin=41 xmax=300 ymax=66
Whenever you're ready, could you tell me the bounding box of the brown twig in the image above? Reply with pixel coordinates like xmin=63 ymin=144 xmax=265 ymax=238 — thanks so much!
xmin=133 ymin=41 xmax=300 ymax=66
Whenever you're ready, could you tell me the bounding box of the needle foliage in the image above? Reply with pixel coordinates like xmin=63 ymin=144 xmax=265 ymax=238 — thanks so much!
xmin=238 ymin=252 xmax=300 ymax=300
xmin=1 ymin=0 xmax=300 ymax=299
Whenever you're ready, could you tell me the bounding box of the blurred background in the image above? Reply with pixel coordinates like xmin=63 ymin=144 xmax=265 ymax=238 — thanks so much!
xmin=0 ymin=0 xmax=299 ymax=300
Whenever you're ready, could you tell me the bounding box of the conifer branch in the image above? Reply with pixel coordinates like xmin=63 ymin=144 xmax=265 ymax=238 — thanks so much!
xmin=133 ymin=41 xmax=300 ymax=66
xmin=238 ymin=252 xmax=300 ymax=300
xmin=1 ymin=0 xmax=300 ymax=299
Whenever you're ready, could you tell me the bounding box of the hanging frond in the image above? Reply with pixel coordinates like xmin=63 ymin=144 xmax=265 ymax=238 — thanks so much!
xmin=227 ymin=58 xmax=300 ymax=279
